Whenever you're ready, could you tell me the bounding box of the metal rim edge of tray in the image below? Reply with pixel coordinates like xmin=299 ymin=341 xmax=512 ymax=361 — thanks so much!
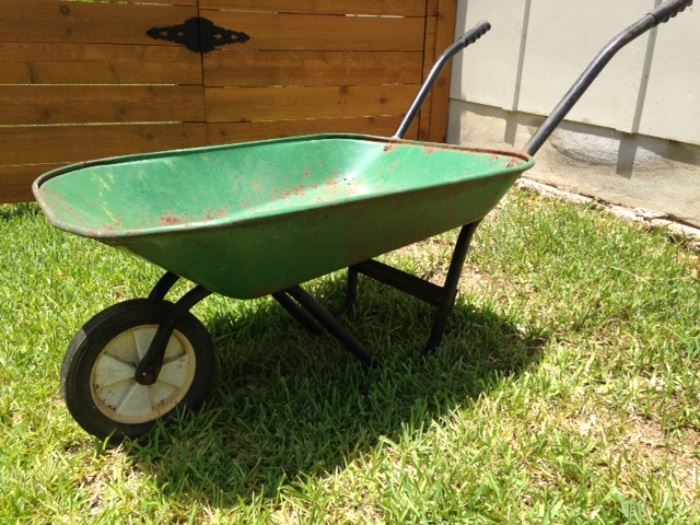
xmin=32 ymin=133 xmax=533 ymax=241
xmin=32 ymin=133 xmax=534 ymax=242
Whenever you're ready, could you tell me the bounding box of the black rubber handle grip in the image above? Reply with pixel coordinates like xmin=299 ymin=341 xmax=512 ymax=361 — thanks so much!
xmin=649 ymin=0 xmax=693 ymax=25
xmin=393 ymin=20 xmax=492 ymax=138
xmin=459 ymin=21 xmax=492 ymax=48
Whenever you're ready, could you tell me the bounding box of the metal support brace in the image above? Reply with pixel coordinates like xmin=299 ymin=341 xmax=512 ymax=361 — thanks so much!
xmin=423 ymin=221 xmax=479 ymax=354
xmin=135 ymin=285 xmax=212 ymax=385
xmin=352 ymin=259 xmax=445 ymax=306
xmin=148 ymin=271 xmax=180 ymax=301
xmin=345 ymin=221 xmax=480 ymax=356
xmin=344 ymin=266 xmax=359 ymax=315
xmin=273 ymin=291 xmax=325 ymax=335
xmin=286 ymin=286 xmax=377 ymax=368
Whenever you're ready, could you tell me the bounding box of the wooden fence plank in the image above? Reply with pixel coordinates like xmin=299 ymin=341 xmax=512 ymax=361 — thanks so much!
xmin=106 ymin=0 xmax=200 ymax=5
xmin=206 ymin=84 xmax=418 ymax=123
xmin=208 ymin=116 xmax=418 ymax=144
xmin=418 ymin=6 xmax=438 ymax=140
xmin=150 ymin=0 xmax=199 ymax=5
xmin=0 ymin=2 xmax=197 ymax=46
xmin=204 ymin=50 xmax=423 ymax=88
xmin=204 ymin=11 xmax=425 ymax=51
xmin=0 ymin=43 xmax=201 ymax=85
xmin=427 ymin=0 xmax=457 ymax=142
xmin=0 ymin=86 xmax=204 ymax=125
xmin=0 ymin=163 xmax=67 ymax=203
xmin=0 ymin=124 xmax=207 ymax=165
xmin=199 ymin=0 xmax=426 ymax=16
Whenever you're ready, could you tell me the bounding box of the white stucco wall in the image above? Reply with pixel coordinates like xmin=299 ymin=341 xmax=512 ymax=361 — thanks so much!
xmin=448 ymin=0 xmax=700 ymax=226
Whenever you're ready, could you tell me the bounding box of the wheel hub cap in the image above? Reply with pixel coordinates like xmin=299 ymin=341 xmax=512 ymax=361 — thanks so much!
xmin=90 ymin=325 xmax=196 ymax=425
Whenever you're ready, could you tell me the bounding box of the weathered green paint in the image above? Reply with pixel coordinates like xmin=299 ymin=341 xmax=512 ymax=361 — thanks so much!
xmin=34 ymin=134 xmax=533 ymax=298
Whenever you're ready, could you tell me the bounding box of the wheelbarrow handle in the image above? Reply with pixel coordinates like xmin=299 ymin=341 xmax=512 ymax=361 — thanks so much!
xmin=649 ymin=0 xmax=694 ymax=25
xmin=524 ymin=0 xmax=693 ymax=156
xmin=393 ymin=21 xmax=492 ymax=139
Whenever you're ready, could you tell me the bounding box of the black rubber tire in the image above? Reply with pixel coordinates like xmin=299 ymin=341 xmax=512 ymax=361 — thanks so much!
xmin=61 ymin=299 xmax=214 ymax=442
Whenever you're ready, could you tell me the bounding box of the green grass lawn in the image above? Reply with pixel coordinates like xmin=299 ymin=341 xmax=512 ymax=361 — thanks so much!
xmin=1 ymin=189 xmax=698 ymax=523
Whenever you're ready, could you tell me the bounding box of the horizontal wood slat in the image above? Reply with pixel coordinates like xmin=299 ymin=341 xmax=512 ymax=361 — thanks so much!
xmin=148 ymin=0 xmax=199 ymax=5
xmin=0 ymin=86 xmax=204 ymax=125
xmin=88 ymin=0 xmax=201 ymax=5
xmin=0 ymin=124 xmax=207 ymax=165
xmin=204 ymin=50 xmax=422 ymax=87
xmin=0 ymin=43 xmax=201 ymax=85
xmin=206 ymin=84 xmax=418 ymax=123
xmin=199 ymin=0 xmax=427 ymax=16
xmin=204 ymin=11 xmax=425 ymax=51
xmin=207 ymin=116 xmax=418 ymax=145
xmin=0 ymin=163 xmax=67 ymax=203
xmin=0 ymin=2 xmax=197 ymax=46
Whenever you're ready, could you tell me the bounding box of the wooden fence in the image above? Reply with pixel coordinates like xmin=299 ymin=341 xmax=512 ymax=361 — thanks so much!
xmin=0 ymin=0 xmax=457 ymax=202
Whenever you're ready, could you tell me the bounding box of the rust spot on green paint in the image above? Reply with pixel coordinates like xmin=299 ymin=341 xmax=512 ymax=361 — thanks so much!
xmin=292 ymin=184 xmax=306 ymax=196
xmin=203 ymin=207 xmax=230 ymax=221
xmin=160 ymin=214 xmax=183 ymax=225
xmin=386 ymin=161 xmax=400 ymax=173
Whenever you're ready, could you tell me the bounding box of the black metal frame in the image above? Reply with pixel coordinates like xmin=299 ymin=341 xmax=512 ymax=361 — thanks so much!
xmin=135 ymin=279 xmax=211 ymax=385
xmin=346 ymin=221 xmax=480 ymax=356
xmin=394 ymin=21 xmax=491 ymax=139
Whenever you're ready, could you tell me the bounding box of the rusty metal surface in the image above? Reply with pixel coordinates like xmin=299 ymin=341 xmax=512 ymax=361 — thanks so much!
xmin=34 ymin=134 xmax=533 ymax=298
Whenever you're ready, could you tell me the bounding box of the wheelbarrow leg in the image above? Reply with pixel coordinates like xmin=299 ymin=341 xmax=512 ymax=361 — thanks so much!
xmin=273 ymin=291 xmax=325 ymax=335
xmin=344 ymin=266 xmax=360 ymax=315
xmin=423 ymin=221 xmax=480 ymax=355
xmin=286 ymin=285 xmax=377 ymax=368
xmin=345 ymin=221 xmax=480 ymax=356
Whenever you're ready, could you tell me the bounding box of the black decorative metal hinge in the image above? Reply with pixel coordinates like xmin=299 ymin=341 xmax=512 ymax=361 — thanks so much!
xmin=147 ymin=17 xmax=249 ymax=53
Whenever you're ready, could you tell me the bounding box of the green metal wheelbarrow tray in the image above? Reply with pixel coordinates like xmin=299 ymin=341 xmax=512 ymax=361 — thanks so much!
xmin=33 ymin=1 xmax=693 ymax=441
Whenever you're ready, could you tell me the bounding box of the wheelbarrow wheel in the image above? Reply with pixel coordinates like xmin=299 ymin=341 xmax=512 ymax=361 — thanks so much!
xmin=61 ymin=299 xmax=214 ymax=442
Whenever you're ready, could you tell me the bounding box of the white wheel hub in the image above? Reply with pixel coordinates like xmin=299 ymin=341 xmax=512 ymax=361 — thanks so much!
xmin=90 ymin=325 xmax=197 ymax=424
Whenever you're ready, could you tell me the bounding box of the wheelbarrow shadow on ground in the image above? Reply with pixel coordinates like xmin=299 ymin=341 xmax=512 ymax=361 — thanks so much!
xmin=125 ymin=275 xmax=547 ymax=508
xmin=0 ymin=202 xmax=41 ymax=221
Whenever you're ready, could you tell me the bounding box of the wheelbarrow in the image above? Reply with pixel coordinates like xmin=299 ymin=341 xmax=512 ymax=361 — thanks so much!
xmin=33 ymin=0 xmax=693 ymax=440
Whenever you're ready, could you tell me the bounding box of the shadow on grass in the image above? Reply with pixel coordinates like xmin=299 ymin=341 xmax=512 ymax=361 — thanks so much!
xmin=125 ymin=276 xmax=546 ymax=508
xmin=0 ymin=203 xmax=40 ymax=221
